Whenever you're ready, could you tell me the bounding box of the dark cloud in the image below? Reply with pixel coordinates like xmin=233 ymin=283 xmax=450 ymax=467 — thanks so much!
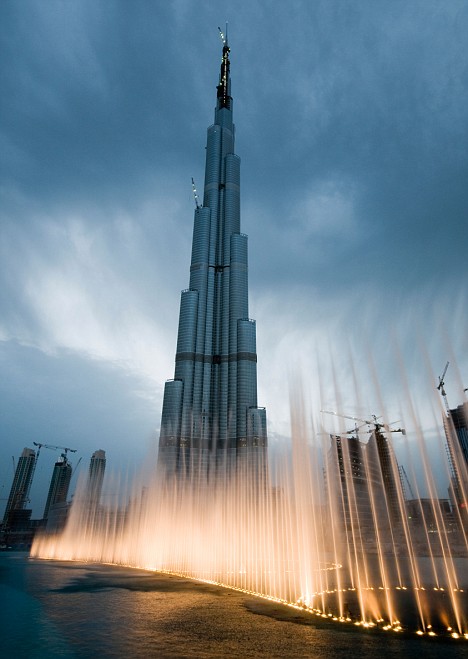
xmin=0 ymin=340 xmax=159 ymax=517
xmin=234 ymin=1 xmax=468 ymax=291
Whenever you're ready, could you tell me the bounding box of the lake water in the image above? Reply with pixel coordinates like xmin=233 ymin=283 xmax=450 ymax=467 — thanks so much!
xmin=1 ymin=552 xmax=467 ymax=658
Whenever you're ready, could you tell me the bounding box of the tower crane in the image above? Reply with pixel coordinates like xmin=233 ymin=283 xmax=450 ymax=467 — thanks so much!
xmin=321 ymin=410 xmax=406 ymax=437
xmin=71 ymin=457 xmax=82 ymax=475
xmin=33 ymin=442 xmax=77 ymax=458
xmin=398 ymin=465 xmax=415 ymax=500
xmin=436 ymin=361 xmax=462 ymax=486
xmin=30 ymin=442 xmax=77 ymax=492
xmin=437 ymin=361 xmax=450 ymax=412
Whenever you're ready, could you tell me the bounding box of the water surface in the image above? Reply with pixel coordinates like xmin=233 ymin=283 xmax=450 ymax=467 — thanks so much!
xmin=1 ymin=553 xmax=466 ymax=658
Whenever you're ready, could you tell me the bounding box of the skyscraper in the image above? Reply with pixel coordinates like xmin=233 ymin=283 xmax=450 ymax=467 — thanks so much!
xmin=444 ymin=402 xmax=468 ymax=517
xmin=43 ymin=455 xmax=72 ymax=521
xmin=87 ymin=449 xmax=106 ymax=507
xmin=2 ymin=447 xmax=36 ymax=525
xmin=158 ymin=34 xmax=267 ymax=478
xmin=449 ymin=402 xmax=468 ymax=465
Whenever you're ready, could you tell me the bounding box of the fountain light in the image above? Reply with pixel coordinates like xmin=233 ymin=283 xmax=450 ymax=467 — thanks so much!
xmin=30 ymin=391 xmax=468 ymax=641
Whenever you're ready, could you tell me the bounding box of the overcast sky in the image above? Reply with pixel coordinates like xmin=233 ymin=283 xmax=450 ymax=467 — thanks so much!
xmin=1 ymin=1 xmax=467 ymax=516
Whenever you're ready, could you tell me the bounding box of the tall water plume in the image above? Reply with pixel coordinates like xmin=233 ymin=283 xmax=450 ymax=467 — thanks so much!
xmin=32 ymin=356 xmax=468 ymax=638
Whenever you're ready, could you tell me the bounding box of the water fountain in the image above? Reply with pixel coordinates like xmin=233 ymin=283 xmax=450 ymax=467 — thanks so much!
xmin=31 ymin=374 xmax=468 ymax=641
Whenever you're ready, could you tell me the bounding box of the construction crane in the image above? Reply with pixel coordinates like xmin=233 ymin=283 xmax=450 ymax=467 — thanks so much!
xmin=71 ymin=457 xmax=82 ymax=475
xmin=437 ymin=361 xmax=450 ymax=412
xmin=30 ymin=442 xmax=77 ymax=491
xmin=399 ymin=465 xmax=415 ymax=500
xmin=321 ymin=410 xmax=406 ymax=436
xmin=191 ymin=177 xmax=202 ymax=209
xmin=33 ymin=442 xmax=77 ymax=458
xmin=321 ymin=410 xmax=405 ymax=522
xmin=436 ymin=362 xmax=462 ymax=484
xmin=68 ymin=457 xmax=82 ymax=489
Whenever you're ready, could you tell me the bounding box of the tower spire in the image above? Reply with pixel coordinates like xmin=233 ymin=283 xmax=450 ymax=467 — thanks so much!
xmin=217 ymin=25 xmax=231 ymax=110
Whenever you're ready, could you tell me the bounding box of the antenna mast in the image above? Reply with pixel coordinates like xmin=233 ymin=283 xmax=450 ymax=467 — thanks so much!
xmin=218 ymin=23 xmax=228 ymax=45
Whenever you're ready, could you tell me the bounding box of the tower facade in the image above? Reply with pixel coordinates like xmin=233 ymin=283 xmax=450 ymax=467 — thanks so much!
xmin=87 ymin=449 xmax=106 ymax=507
xmin=43 ymin=455 xmax=72 ymax=521
xmin=450 ymin=402 xmax=468 ymax=465
xmin=158 ymin=36 xmax=267 ymax=478
xmin=3 ymin=447 xmax=36 ymax=525
xmin=444 ymin=403 xmax=468 ymax=517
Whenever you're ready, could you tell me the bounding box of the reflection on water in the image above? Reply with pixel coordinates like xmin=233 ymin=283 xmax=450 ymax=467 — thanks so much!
xmin=1 ymin=553 xmax=468 ymax=658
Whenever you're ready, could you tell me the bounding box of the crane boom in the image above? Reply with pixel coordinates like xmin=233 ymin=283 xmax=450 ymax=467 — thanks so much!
xmin=399 ymin=465 xmax=415 ymax=500
xmin=33 ymin=442 xmax=76 ymax=454
xmin=321 ymin=410 xmax=404 ymax=435
xmin=437 ymin=361 xmax=450 ymax=412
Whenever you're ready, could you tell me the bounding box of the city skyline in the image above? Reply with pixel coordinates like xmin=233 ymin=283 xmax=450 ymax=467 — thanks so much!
xmin=1 ymin=2 xmax=467 ymax=516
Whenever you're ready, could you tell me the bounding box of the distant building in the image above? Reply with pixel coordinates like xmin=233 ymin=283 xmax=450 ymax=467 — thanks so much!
xmin=76 ymin=450 xmax=107 ymax=534
xmin=326 ymin=435 xmax=372 ymax=530
xmin=2 ymin=447 xmax=36 ymax=526
xmin=325 ymin=428 xmax=407 ymax=557
xmin=450 ymin=402 xmax=468 ymax=465
xmin=366 ymin=429 xmax=402 ymax=524
xmin=87 ymin=449 xmax=106 ymax=507
xmin=43 ymin=455 xmax=72 ymax=522
xmin=444 ymin=402 xmax=468 ymax=519
xmin=325 ymin=434 xmax=392 ymax=533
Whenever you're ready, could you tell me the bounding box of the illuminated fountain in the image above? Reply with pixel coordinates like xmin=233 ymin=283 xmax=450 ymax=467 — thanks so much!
xmin=32 ymin=376 xmax=468 ymax=640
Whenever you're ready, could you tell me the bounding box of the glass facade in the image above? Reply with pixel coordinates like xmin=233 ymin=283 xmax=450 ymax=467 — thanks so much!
xmin=158 ymin=39 xmax=267 ymax=477
xmin=87 ymin=450 xmax=106 ymax=507
xmin=450 ymin=403 xmax=468 ymax=465
xmin=43 ymin=457 xmax=72 ymax=521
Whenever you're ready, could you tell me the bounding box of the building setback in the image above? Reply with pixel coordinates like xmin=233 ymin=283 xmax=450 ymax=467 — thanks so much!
xmin=158 ymin=34 xmax=267 ymax=478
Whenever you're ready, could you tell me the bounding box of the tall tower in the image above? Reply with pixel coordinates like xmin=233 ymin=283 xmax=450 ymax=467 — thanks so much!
xmin=449 ymin=402 xmax=468 ymax=465
xmin=43 ymin=455 xmax=72 ymax=521
xmin=87 ymin=449 xmax=106 ymax=507
xmin=158 ymin=33 xmax=267 ymax=478
xmin=444 ymin=403 xmax=468 ymax=517
xmin=2 ymin=447 xmax=36 ymax=525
